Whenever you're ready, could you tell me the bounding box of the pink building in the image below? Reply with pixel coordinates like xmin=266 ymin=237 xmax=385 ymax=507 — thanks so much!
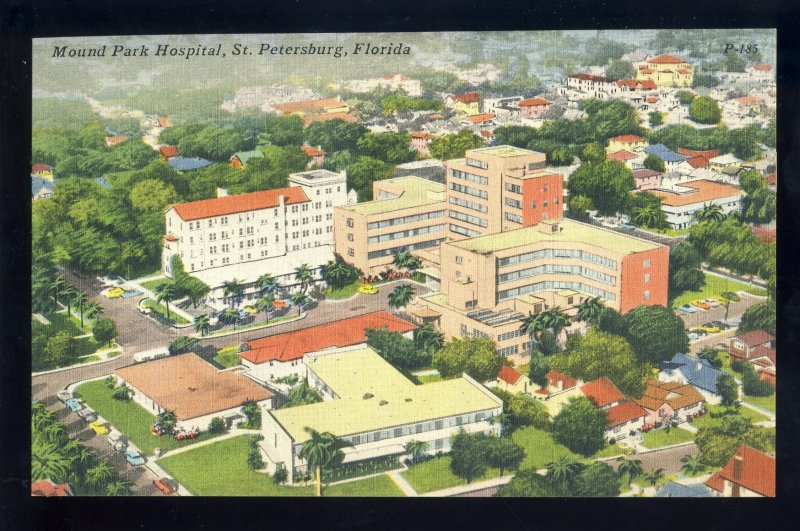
xmin=301 ymin=145 xmax=326 ymax=167
xmin=518 ymin=97 xmax=552 ymax=118
xmin=410 ymin=132 xmax=434 ymax=156
xmin=632 ymin=168 xmax=663 ymax=191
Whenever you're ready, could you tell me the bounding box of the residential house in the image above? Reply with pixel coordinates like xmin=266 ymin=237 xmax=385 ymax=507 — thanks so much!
xmin=634 ymin=379 xmax=705 ymax=426
xmin=607 ymin=134 xmax=649 ymax=154
xmin=31 ymin=163 xmax=53 ymax=179
xmin=642 ymin=144 xmax=690 ymax=171
xmin=655 ymin=481 xmax=713 ymax=497
xmin=31 ymin=479 xmax=73 ymax=497
xmin=271 ymin=97 xmax=357 ymax=126
xmin=104 ymin=135 xmax=128 ymax=147
xmin=636 ymin=55 xmax=694 ymax=87
xmin=659 ymin=353 xmax=725 ymax=404
xmin=301 ymin=145 xmax=326 ymax=167
xmin=518 ymin=98 xmax=552 ymax=119
xmin=581 ymin=377 xmax=647 ymax=442
xmin=616 ymin=79 xmax=657 ymax=92
xmin=648 ymin=179 xmax=744 ymax=229
xmin=729 ymin=330 xmax=776 ymax=385
xmin=750 ymin=225 xmax=776 ymax=244
xmin=706 ymin=445 xmax=775 ymax=497
xmin=746 ymin=63 xmax=774 ymax=83
xmin=723 ymin=96 xmax=762 ymax=120
xmin=708 ymin=154 xmax=743 ymax=173
xmin=493 ymin=365 xmax=533 ymax=395
xmin=158 ymin=145 xmax=179 ymax=159
xmin=168 ymin=157 xmax=213 ymax=172
xmin=462 ymin=113 xmax=496 ymax=130
xmin=409 ymin=132 xmax=435 ymax=156
xmin=230 ymin=150 xmax=264 ymax=170
xmin=32 ymin=175 xmax=55 ymax=201
xmin=631 ymin=168 xmax=663 ymax=191
xmin=446 ymin=92 xmax=481 ymax=116
xmin=483 ymin=96 xmax=522 ymax=121
xmin=560 ymin=74 xmax=620 ymax=100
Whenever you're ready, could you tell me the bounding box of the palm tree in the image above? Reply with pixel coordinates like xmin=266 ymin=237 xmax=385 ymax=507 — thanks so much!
xmin=42 ymin=422 xmax=68 ymax=446
xmin=194 ymin=314 xmax=211 ymax=337
xmin=545 ymin=456 xmax=583 ymax=487
xmin=320 ymin=259 xmax=354 ymax=290
xmin=520 ymin=311 xmax=548 ymax=349
xmin=31 ymin=440 xmax=70 ymax=483
xmin=61 ymin=286 xmax=77 ymax=317
xmin=576 ymin=297 xmax=605 ymax=326
xmin=632 ymin=204 xmax=663 ymax=228
xmin=83 ymin=302 xmax=103 ymax=324
xmin=86 ymin=462 xmax=114 ymax=493
xmin=220 ymin=308 xmax=240 ymax=330
xmin=680 ymin=454 xmax=707 ymax=476
xmin=158 ymin=410 xmax=178 ymax=433
xmin=153 ymin=282 xmax=178 ymax=321
xmin=50 ymin=275 xmax=66 ymax=312
xmin=105 ymin=480 xmax=131 ymax=496
xmin=65 ymin=443 xmax=95 ymax=476
xmin=489 ymin=412 xmax=512 ymax=437
xmin=617 ymin=458 xmax=644 ymax=488
xmin=541 ymin=307 xmax=570 ymax=337
xmin=256 ymin=273 xmax=278 ymax=296
xmin=413 ymin=322 xmax=444 ymax=353
xmin=256 ymin=295 xmax=275 ymax=322
xmin=222 ymin=279 xmax=244 ymax=309
xmin=693 ymin=203 xmax=724 ymax=223
xmin=294 ymin=264 xmax=314 ymax=294
xmin=393 ymin=250 xmax=413 ymax=270
xmin=388 ymin=284 xmax=416 ymax=312
xmin=404 ymin=440 xmax=430 ymax=465
xmin=643 ymin=467 xmax=665 ymax=488
xmin=298 ymin=427 xmax=353 ymax=497
xmin=72 ymin=291 xmax=87 ymax=328
xmin=289 ymin=292 xmax=308 ymax=316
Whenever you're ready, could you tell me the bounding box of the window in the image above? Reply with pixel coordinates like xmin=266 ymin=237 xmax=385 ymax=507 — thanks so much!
xmin=347 ymin=248 xmax=354 ymax=257
xmin=543 ymin=184 xmax=549 ymax=192
xmin=455 ymin=256 xmax=462 ymax=264
xmin=448 ymin=196 xmax=487 ymax=213
xmin=460 ymin=324 xmax=468 ymax=338
xmin=504 ymin=197 xmax=522 ymax=209
xmin=643 ymin=259 xmax=651 ymax=268
xmin=643 ymin=290 xmax=651 ymax=301
xmin=449 ymin=224 xmax=481 ymax=238
xmin=346 ymin=218 xmax=354 ymax=228
xmin=449 ymin=182 xmax=488 ymax=199
xmin=505 ymin=183 xmax=522 ymax=194
xmin=465 ymin=158 xmax=488 ymax=169
xmin=449 ymin=210 xmax=487 ymax=228
xmin=531 ymin=200 xmax=537 ymax=208
xmin=347 ymin=234 xmax=354 ymax=241
xmin=644 ymin=273 xmax=650 ymax=284
xmin=451 ymin=168 xmax=488 ymax=185
xmin=543 ymin=199 xmax=549 ymax=207
xmin=505 ymin=212 xmax=522 ymax=223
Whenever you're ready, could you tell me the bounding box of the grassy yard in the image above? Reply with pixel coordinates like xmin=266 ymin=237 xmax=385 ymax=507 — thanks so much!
xmin=690 ymin=404 xmax=769 ymax=430
xmin=139 ymin=278 xmax=170 ymax=292
xmin=400 ymin=456 xmax=502 ymax=494
xmin=213 ymin=345 xmax=241 ymax=368
xmin=671 ymin=272 xmax=767 ymax=308
xmin=324 ymin=282 xmax=361 ymax=300
xmin=416 ymin=373 xmax=443 ymax=384
xmin=75 ymin=380 xmax=221 ymax=456
xmin=511 ymin=427 xmax=581 ymax=470
xmin=108 ymin=350 xmax=122 ymax=358
xmin=143 ymin=299 xmax=190 ymax=324
xmin=204 ymin=313 xmax=300 ymax=337
xmin=641 ymin=427 xmax=695 ymax=449
xmin=158 ymin=435 xmax=313 ymax=496
xmin=591 ymin=443 xmax=625 ymax=459
xmin=78 ymin=355 xmax=101 ymax=364
xmin=742 ymin=393 xmax=776 ymax=414
xmin=325 ymin=474 xmax=405 ymax=497
xmin=719 ymin=351 xmax=739 ymax=379
xmin=47 ymin=311 xmax=91 ymax=335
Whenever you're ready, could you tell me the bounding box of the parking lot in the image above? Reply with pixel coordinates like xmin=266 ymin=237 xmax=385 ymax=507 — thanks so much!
xmin=676 ymin=292 xmax=763 ymax=329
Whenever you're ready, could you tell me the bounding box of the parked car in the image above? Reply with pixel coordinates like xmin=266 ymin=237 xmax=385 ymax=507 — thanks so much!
xmin=358 ymin=284 xmax=379 ymax=295
xmin=90 ymin=421 xmax=110 ymax=435
xmin=153 ymin=478 xmax=179 ymax=495
xmin=703 ymin=298 xmax=721 ymax=308
xmin=709 ymin=321 xmax=731 ymax=330
xmin=677 ymin=304 xmax=698 ymax=314
xmin=601 ymin=220 xmax=619 ymax=228
xmin=695 ymin=325 xmax=722 ymax=334
xmin=57 ymin=390 xmax=74 ymax=403
xmin=243 ymin=306 xmax=258 ymax=314
xmin=120 ymin=290 xmax=143 ymax=299
xmin=691 ymin=300 xmax=711 ymax=310
xmin=77 ymin=409 xmax=98 ymax=423
xmin=65 ymin=398 xmax=82 ymax=412
xmin=688 ymin=328 xmax=708 ymax=336
xmin=125 ymin=449 xmax=146 ymax=466
xmin=106 ymin=287 xmax=126 ymax=299
xmin=687 ymin=332 xmax=700 ymax=341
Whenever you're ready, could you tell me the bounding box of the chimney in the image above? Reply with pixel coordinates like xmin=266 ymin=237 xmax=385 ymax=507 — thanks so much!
xmin=696 ymin=361 xmax=703 ymax=371
xmin=732 ymin=455 xmax=744 ymax=497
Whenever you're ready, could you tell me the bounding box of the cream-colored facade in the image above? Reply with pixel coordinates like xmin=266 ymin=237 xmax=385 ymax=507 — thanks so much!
xmin=636 ymin=55 xmax=694 ymax=87
xmin=333 ymin=177 xmax=447 ymax=275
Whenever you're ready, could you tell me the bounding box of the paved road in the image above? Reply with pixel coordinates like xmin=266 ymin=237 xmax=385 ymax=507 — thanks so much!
xmin=677 ymin=292 xmax=765 ymax=329
xmin=607 ymin=443 xmax=699 ymax=475
xmin=451 ymin=485 xmax=503 ymax=497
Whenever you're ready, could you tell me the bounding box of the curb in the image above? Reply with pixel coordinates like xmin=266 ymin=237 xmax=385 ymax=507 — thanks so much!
xmin=199 ymin=313 xmax=307 ymax=339
xmin=32 ymin=345 xmax=125 ymax=377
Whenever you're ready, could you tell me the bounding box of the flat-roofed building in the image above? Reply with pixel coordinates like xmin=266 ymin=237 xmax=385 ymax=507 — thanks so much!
xmin=648 ymin=179 xmax=744 ymax=229
xmin=260 ymin=347 xmax=502 ymax=482
xmin=333 ymin=176 xmax=447 ymax=275
xmin=413 ymin=219 xmax=668 ymax=357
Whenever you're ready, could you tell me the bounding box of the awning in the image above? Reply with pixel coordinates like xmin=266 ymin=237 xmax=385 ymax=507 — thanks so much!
xmin=417 ymin=266 xmax=440 ymax=279
xmin=407 ymin=305 xmax=441 ymax=319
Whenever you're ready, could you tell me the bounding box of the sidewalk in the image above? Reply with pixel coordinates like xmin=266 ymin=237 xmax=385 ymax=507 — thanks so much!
xmin=388 ymin=470 xmax=418 ymax=497
xmin=740 ymin=401 xmax=775 ymax=421
xmin=32 ymin=344 xmax=123 ymax=376
xmin=155 ymin=428 xmax=261 ymax=460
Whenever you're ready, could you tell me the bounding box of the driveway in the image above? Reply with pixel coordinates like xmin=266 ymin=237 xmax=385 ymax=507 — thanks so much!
xmin=677 ymin=292 xmax=766 ymax=329
xmin=607 ymin=443 xmax=699 ymax=475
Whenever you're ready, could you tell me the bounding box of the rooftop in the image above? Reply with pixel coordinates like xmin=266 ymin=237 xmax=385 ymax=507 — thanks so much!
xmin=581 ymin=377 xmax=625 ymax=408
xmin=709 ymin=154 xmax=743 ymax=165
xmin=301 ymin=145 xmax=326 ymax=157
xmin=605 ymin=401 xmax=647 ymax=427
xmin=610 ymin=134 xmax=647 ymax=143
xmin=231 ymin=150 xmax=263 ymax=165
xmin=734 ymin=329 xmax=774 ymax=348
xmin=635 ymin=379 xmax=705 ymax=412
xmin=660 ymin=353 xmax=722 ymax=394
xmin=272 ymin=97 xmax=346 ymax=114
xmin=270 ymin=347 xmax=501 ymax=443
xmin=241 ymin=311 xmax=416 ymax=365
xmin=467 ymin=145 xmax=537 ymax=158
xmin=337 ymin=176 xmax=445 ymax=216
xmin=170 ymin=186 xmax=309 ymax=221
xmin=649 ymin=180 xmax=744 ymax=207
xmin=168 ymin=157 xmax=213 ymax=172
xmin=608 ymin=150 xmax=638 ymax=161
xmin=705 ymin=445 xmax=775 ymax=497
xmin=449 ymin=92 xmax=480 ymax=104
xmin=519 ymin=97 xmax=552 ymax=107
xmin=648 ymin=54 xmax=687 ymax=64
xmin=655 ymin=481 xmax=712 ymax=497
xmin=643 ymin=144 xmax=690 ymax=163
xmin=497 ymin=365 xmax=523 ymax=386
xmin=447 ymin=219 xmax=662 ymax=255
xmin=116 ymin=353 xmax=272 ymax=421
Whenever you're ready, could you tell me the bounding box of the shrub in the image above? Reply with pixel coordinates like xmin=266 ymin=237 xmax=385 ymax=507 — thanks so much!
xmin=208 ymin=416 xmax=227 ymax=434
xmin=273 ymin=467 xmax=288 ymax=484
xmin=112 ymin=386 xmax=131 ymax=401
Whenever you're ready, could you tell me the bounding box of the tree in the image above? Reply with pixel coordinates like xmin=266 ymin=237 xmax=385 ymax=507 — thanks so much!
xmin=168 ymin=336 xmax=197 ymax=355
xmin=537 ymin=330 xmax=560 ymax=356
xmin=388 ymin=284 xmax=416 ymax=312
xmin=617 ymin=458 xmax=643 ymax=488
xmin=85 ymin=461 xmax=114 ymax=492
xmin=367 ymin=326 xmax=431 ymax=370
xmin=194 ymin=314 xmax=211 ymax=337
xmin=49 ymin=275 xmax=66 ymax=312
xmin=180 ymin=277 xmax=211 ymax=308
xmin=632 ymin=203 xmax=666 ymax=229
xmin=545 ymin=456 xmax=584 ymax=488
xmin=449 ymin=430 xmax=487 ymax=484
xmin=485 ymin=437 xmax=525 ymax=476
xmin=568 ymin=194 xmax=594 ymax=221
xmin=693 ymin=203 xmax=725 ymax=223
xmin=680 ymin=454 xmax=707 ymax=476
xmin=293 ymin=264 xmax=313 ymax=294
xmin=623 ymin=305 xmax=690 ymax=365
xmin=357 ymin=132 xmax=415 ymax=164
xmin=567 ymin=160 xmax=635 ymax=216
xmin=44 ymin=331 xmax=73 ymax=367
xmin=520 ymin=312 xmax=548 ymax=348
xmin=404 ymin=440 xmax=430 ymax=464
xmin=669 ymin=241 xmax=705 ymax=294
xmin=551 ymin=396 xmax=608 ymax=456
xmin=549 ymin=330 xmax=649 ymax=398
xmin=346 ymin=156 xmax=393 ymax=201
xmin=717 ymin=373 xmax=739 ymax=407
xmin=696 ymin=415 xmax=775 ymax=467
xmin=241 ymin=399 xmax=262 ymax=428
xmin=157 ymin=410 xmax=178 ymax=434
xmin=574 ymin=462 xmax=622 ymax=497
xmin=71 ymin=291 xmax=87 ymax=328
xmin=105 ymin=480 xmax=132 ymax=496
xmin=246 ymin=437 xmax=265 ymax=471
xmin=428 ymin=130 xmax=484 ymax=161
xmin=606 ymin=59 xmax=636 ymax=81
xmin=31 ymin=441 xmax=70 ymax=483
xmin=283 ymin=382 xmax=322 ymax=408
xmin=496 ymin=468 xmax=568 ymax=497
xmin=289 ymin=292 xmax=308 ymax=315
xmin=320 ymin=256 xmax=359 ymax=290
xmin=577 ymin=297 xmax=605 ymax=327
xmin=643 ymin=468 xmax=665 ymax=488
xmin=208 ymin=417 xmax=227 ymax=434
xmin=689 ymin=96 xmax=721 ymax=125
xmin=742 ymin=187 xmax=776 ymax=224
xmin=528 ymin=353 xmax=550 ymax=387
xmin=298 ymin=428 xmax=352 ymax=496
xmin=740 ymin=363 xmax=774 ymax=397
xmin=129 ymin=179 xmax=178 ymax=213
xmin=413 ymin=322 xmax=444 ymax=355
xmin=648 ymin=111 xmax=664 ymax=128
xmin=92 ymin=317 xmax=117 ymax=347
xmin=153 ymin=282 xmax=178 ymax=320
xmin=256 ymin=295 xmax=276 ymax=322
xmin=393 ymin=250 xmax=421 ymax=272
xmin=83 ymin=301 xmax=103 ymax=324
xmin=643 ymin=154 xmax=666 ymax=173
xmin=256 ymin=273 xmax=279 ymax=295
xmin=219 ymin=308 xmax=241 ymax=330
xmin=697 ymin=346 xmax=723 ymax=370
xmin=61 ymin=286 xmax=77 ymax=317
xmin=737 ymin=301 xmax=775 ymax=336
xmin=676 ymin=91 xmax=696 ymax=105
xmin=580 ymin=143 xmax=605 ymax=163
xmin=221 ymin=279 xmax=244 ymax=309
xmin=433 ymin=337 xmax=502 ymax=382
xmin=305 ymin=119 xmax=368 ymax=153
xmin=506 ymin=394 xmax=551 ymax=431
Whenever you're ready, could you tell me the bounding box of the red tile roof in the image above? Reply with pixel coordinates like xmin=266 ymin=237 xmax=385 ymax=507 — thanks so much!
xmin=734 ymin=329 xmax=774 ymax=348
xmin=272 ymin=97 xmax=347 ymax=114
xmin=302 ymin=112 xmax=359 ymax=127
xmin=480 ymin=130 xmax=494 ymax=139
xmin=301 ymin=145 xmax=325 ymax=157
xmin=646 ymin=96 xmax=658 ymax=104
xmin=752 ymin=64 xmax=773 ymax=71
xmin=171 ymin=187 xmax=309 ymax=221
xmin=648 ymin=54 xmax=686 ymax=64
xmin=410 ymin=131 xmax=434 ymax=139
xmin=650 ymin=180 xmax=743 ymax=207
xmin=498 ymin=365 xmax=523 ymax=385
xmin=610 ymin=134 xmax=647 ymax=144
xmin=31 ymin=479 xmax=72 ymax=497
xmin=31 ymin=163 xmax=52 ymax=172
xmin=749 ymin=346 xmax=776 ymax=365
xmin=547 ymin=370 xmax=577 ymax=391
xmin=466 ymin=113 xmax=495 ymax=124
xmin=678 ymin=69 xmax=692 ymax=75
xmin=519 ymin=97 xmax=552 ymax=107
xmin=605 ymin=401 xmax=647 ymax=427
xmin=676 ymin=148 xmax=720 ymax=160
xmin=581 ymin=377 xmax=625 ymax=408
xmin=159 ymin=145 xmax=179 ymax=158
xmin=639 ymin=68 xmax=654 ymax=74
xmin=616 ymin=79 xmax=657 ymax=90
xmin=164 ymin=234 xmax=178 ymax=242
xmin=705 ymin=445 xmax=775 ymax=497
xmin=608 ymin=150 xmax=638 ymax=161
xmin=686 ymin=156 xmax=709 ymax=169
xmin=241 ymin=311 xmax=416 ymax=364
xmin=570 ymin=73 xmax=611 ymax=83
xmin=734 ymin=96 xmax=760 ymax=107
xmin=450 ymin=92 xmax=480 ymax=104
xmin=767 ymin=172 xmax=776 ymax=185
xmin=633 ymin=168 xmax=662 ymax=179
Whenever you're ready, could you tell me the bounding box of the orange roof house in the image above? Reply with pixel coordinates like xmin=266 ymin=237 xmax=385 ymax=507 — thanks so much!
xmin=605 ymin=401 xmax=648 ymax=428
xmin=465 ymin=113 xmax=496 ymax=124
xmin=301 ymin=145 xmax=326 ymax=158
xmin=610 ymin=134 xmax=647 ymax=144
xmin=450 ymin=92 xmax=481 ymax=104
xmin=272 ymin=97 xmax=347 ymax=115
xmin=608 ymin=150 xmax=638 ymax=162
xmin=518 ymin=98 xmax=552 ymax=107
xmin=650 ymin=180 xmax=743 ymax=208
xmin=159 ymin=145 xmax=178 ymax=159
xmin=581 ymin=377 xmax=625 ymax=409
xmin=170 ymin=187 xmax=309 ymax=221
xmin=648 ymin=54 xmax=686 ymax=64
xmin=497 ymin=365 xmax=523 ymax=386
xmin=547 ymin=370 xmax=577 ymax=391
xmin=616 ymin=79 xmax=657 ymax=90
xmin=240 ymin=311 xmax=416 ymax=365
xmin=686 ymin=156 xmax=710 ymax=169
xmin=752 ymin=64 xmax=773 ymax=72
xmin=105 ymin=135 xmax=128 ymax=147
xmin=706 ymin=445 xmax=775 ymax=497
xmin=676 ymin=148 xmax=720 ymax=160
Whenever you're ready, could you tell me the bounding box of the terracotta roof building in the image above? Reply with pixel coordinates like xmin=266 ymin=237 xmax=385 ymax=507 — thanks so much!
xmin=116 ymin=353 xmax=273 ymax=427
xmin=605 ymin=401 xmax=648 ymax=429
xmin=172 ymin=187 xmax=309 ymax=222
xmin=648 ymin=180 xmax=745 ymax=230
xmin=634 ymin=379 xmax=705 ymax=425
xmin=497 ymin=365 xmax=522 ymax=386
xmin=159 ymin=145 xmax=179 ymax=159
xmin=706 ymin=445 xmax=775 ymax=497
xmin=616 ymin=79 xmax=657 ymax=90
xmin=581 ymin=377 xmax=625 ymax=409
xmin=676 ymin=148 xmax=720 ymax=160
xmin=450 ymin=92 xmax=480 ymax=104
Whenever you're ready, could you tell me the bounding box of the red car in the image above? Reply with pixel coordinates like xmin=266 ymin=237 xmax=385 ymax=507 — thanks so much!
xmin=153 ymin=478 xmax=178 ymax=494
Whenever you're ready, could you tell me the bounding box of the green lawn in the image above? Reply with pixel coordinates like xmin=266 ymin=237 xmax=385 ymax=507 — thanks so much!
xmin=139 ymin=278 xmax=170 ymax=292
xmin=511 ymin=427 xmax=581 ymax=470
xmin=591 ymin=443 xmax=625 ymax=459
xmin=143 ymin=299 xmax=190 ymax=324
xmin=417 ymin=373 xmax=442 ymax=384
xmin=213 ymin=345 xmax=241 ymax=368
xmin=74 ymin=336 xmax=102 ymax=357
xmin=742 ymin=393 xmax=775 ymax=414
xmin=75 ymin=380 xmax=221 ymax=456
xmin=690 ymin=404 xmax=769 ymax=430
xmin=204 ymin=313 xmax=300 ymax=337
xmin=78 ymin=355 xmax=101 ymax=364
xmin=719 ymin=352 xmax=739 ymax=379
xmin=671 ymin=272 xmax=767 ymax=308
xmin=325 ymin=474 xmax=405 ymax=497
xmin=158 ymin=435 xmax=313 ymax=496
xmin=641 ymin=427 xmax=695 ymax=449
xmin=47 ymin=311 xmax=90 ymax=335
xmin=400 ymin=456 xmax=502 ymax=494
xmin=324 ymin=282 xmax=361 ymax=300
xmin=107 ymin=350 xmax=122 ymax=358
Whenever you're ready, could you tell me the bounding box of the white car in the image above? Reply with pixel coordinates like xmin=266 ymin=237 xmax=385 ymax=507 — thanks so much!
xmin=703 ymin=298 xmax=721 ymax=308
xmin=57 ymin=390 xmax=73 ymax=403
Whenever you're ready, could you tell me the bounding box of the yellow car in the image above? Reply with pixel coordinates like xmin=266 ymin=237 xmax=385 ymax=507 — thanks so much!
xmin=693 ymin=325 xmax=722 ymax=334
xmin=106 ymin=287 xmax=126 ymax=299
xmin=243 ymin=306 xmax=258 ymax=314
xmin=90 ymin=421 xmax=110 ymax=435
xmin=690 ymin=300 xmax=711 ymax=310
xmin=358 ymin=284 xmax=379 ymax=295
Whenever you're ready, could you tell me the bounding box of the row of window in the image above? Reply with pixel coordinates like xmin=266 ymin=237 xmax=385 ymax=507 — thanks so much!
xmin=497 ymin=248 xmax=618 ymax=271
xmin=334 ymin=411 xmax=494 ymax=447
xmin=366 ymin=210 xmax=445 ymax=231
xmin=448 ymin=195 xmax=488 ymax=213
xmin=449 ymin=224 xmax=481 ymax=238
xmin=451 ymin=168 xmax=488 ymax=186
xmin=497 ymin=263 xmax=617 ymax=287
xmin=497 ymin=345 xmax=519 ymax=357
xmin=465 ymin=158 xmax=488 ymax=170
xmin=505 ymin=183 xmax=522 ymax=194
xmin=505 ymin=212 xmax=522 ymax=224
xmin=498 ymin=281 xmax=617 ymax=302
xmin=366 ymin=238 xmax=445 ymax=260
xmin=497 ymin=328 xmax=526 ymax=342
xmin=367 ymin=224 xmax=445 ymax=244
xmin=449 ymin=210 xmax=488 ymax=228
xmin=450 ymin=182 xmax=488 ymax=199
xmin=504 ymin=197 xmax=522 ymax=209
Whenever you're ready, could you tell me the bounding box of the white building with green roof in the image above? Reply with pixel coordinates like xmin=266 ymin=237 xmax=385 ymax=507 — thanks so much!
xmin=260 ymin=347 xmax=502 ymax=482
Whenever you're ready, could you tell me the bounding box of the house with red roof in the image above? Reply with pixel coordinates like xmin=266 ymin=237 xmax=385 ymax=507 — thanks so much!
xmin=31 ymin=163 xmax=53 ymax=179
xmin=518 ymin=97 xmax=552 ymax=119
xmin=581 ymin=377 xmax=647 ymax=442
xmin=636 ymin=55 xmax=694 ymax=87
xmin=239 ymin=311 xmax=416 ymax=382
xmin=728 ymin=329 xmax=776 ymax=385
xmin=446 ymin=92 xmax=481 ymax=116
xmin=607 ymin=134 xmax=649 ymax=155
xmin=462 ymin=113 xmax=496 ymax=128
xmin=581 ymin=377 xmax=625 ymax=410
xmin=747 ymin=63 xmax=774 ymax=82
xmin=409 ymin=132 xmax=434 ymax=156
xmin=561 ymin=73 xmax=620 ymax=100
xmin=616 ymin=79 xmax=657 ymax=91
xmin=105 ymin=135 xmax=128 ymax=147
xmin=493 ymin=365 xmax=533 ymax=395
xmin=632 ymin=168 xmax=663 ymax=191
xmin=31 ymin=479 xmax=73 ymax=497
xmin=159 ymin=145 xmax=179 ymax=159
xmin=301 ymin=145 xmax=326 ymax=167
xmin=706 ymin=445 xmax=775 ymax=497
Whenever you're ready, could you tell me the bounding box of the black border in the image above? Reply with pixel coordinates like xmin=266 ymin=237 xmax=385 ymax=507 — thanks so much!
xmin=3 ymin=1 xmax=800 ymax=529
